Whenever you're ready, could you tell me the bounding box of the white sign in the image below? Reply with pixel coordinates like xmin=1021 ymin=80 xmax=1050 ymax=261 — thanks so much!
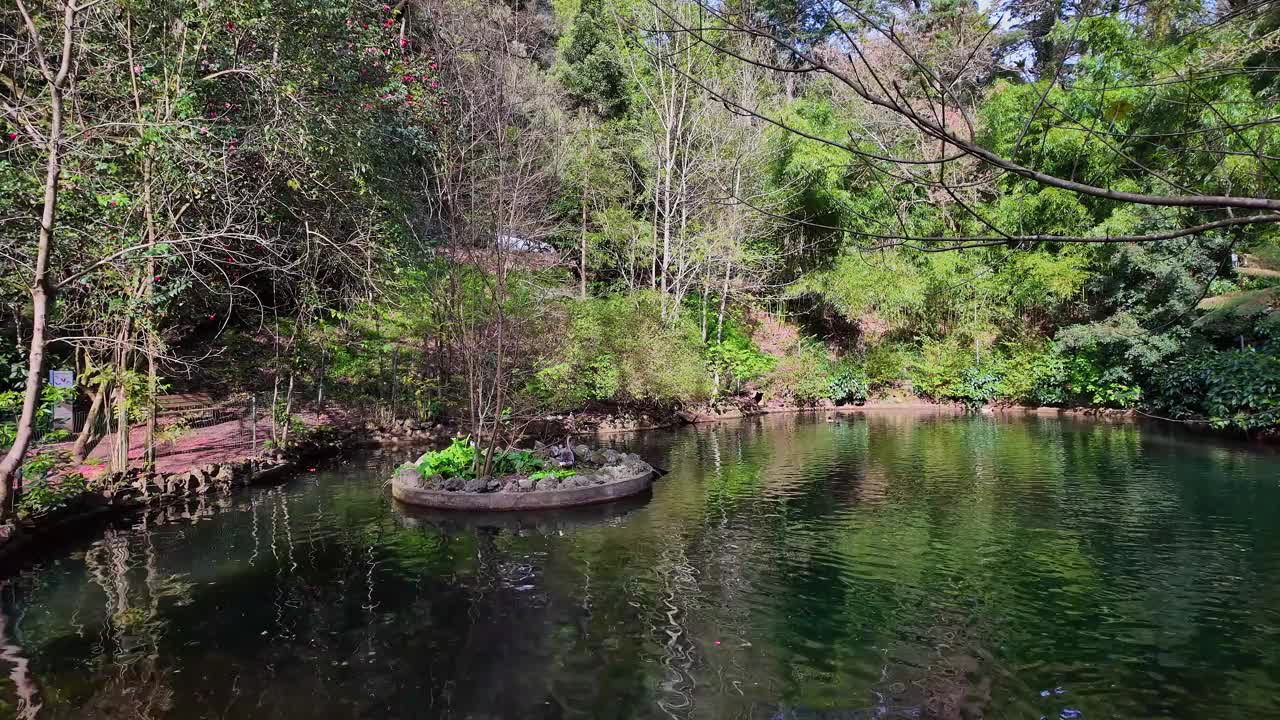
xmin=48 ymin=370 xmax=75 ymax=388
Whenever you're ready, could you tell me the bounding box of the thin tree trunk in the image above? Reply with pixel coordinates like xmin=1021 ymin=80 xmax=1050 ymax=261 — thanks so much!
xmin=716 ymin=259 xmax=730 ymax=344
xmin=110 ymin=379 xmax=131 ymax=474
xmin=280 ymin=372 xmax=295 ymax=446
xmin=580 ymin=119 xmax=591 ymax=300
xmin=127 ymin=14 xmax=159 ymax=472
xmin=72 ymin=380 xmax=109 ymax=463
xmin=0 ymin=1 xmax=79 ymax=513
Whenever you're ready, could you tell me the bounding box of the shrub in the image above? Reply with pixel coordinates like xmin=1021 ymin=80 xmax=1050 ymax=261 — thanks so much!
xmin=1 ymin=384 xmax=75 ymax=448
xmin=907 ymin=337 xmax=974 ymax=400
xmin=492 ymin=448 xmax=549 ymax=475
xmin=826 ymin=360 xmax=868 ymax=405
xmin=862 ymin=342 xmax=911 ymax=389
xmin=413 ymin=441 xmax=591 ymax=480
xmin=1063 ymin=354 xmax=1142 ymax=408
xmin=996 ymin=342 xmax=1069 ymax=406
xmin=17 ymin=452 xmax=91 ymax=518
xmin=763 ymin=341 xmax=831 ymax=404
xmin=533 ymin=292 xmax=711 ymax=406
xmin=705 ymin=322 xmax=775 ymax=396
xmin=1147 ymin=348 xmax=1280 ymax=431
xmin=414 ymin=437 xmax=477 ymax=479
xmin=950 ymin=366 xmax=1002 ymax=411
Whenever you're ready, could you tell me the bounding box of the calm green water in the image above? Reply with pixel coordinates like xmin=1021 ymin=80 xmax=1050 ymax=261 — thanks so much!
xmin=2 ymin=414 xmax=1279 ymax=720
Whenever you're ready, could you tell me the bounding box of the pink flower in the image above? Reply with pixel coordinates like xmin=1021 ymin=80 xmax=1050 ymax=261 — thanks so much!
xmin=398 ymin=37 xmax=407 ymax=48
xmin=133 ymin=64 xmax=142 ymax=75
xmin=382 ymin=4 xmax=391 ymax=10
xmin=430 ymin=81 xmax=438 ymax=88
xmin=403 ymin=74 xmax=415 ymax=83
xmin=6 ymin=132 xmax=15 ymax=141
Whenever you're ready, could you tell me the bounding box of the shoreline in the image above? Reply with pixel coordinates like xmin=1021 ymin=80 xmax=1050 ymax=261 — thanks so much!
xmin=1 ymin=399 xmax=1272 ymax=573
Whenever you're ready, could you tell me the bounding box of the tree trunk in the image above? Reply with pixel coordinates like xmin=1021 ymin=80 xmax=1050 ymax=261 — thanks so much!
xmin=0 ymin=1 xmax=78 ymax=514
xmin=110 ymin=381 xmax=131 ymax=475
xmin=72 ymin=380 xmax=110 ymax=463
xmin=580 ymin=184 xmax=589 ymax=300
xmin=580 ymin=119 xmax=591 ymax=300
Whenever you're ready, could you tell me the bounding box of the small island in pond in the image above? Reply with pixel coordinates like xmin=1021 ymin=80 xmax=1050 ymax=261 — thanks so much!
xmin=390 ymin=439 xmax=656 ymax=511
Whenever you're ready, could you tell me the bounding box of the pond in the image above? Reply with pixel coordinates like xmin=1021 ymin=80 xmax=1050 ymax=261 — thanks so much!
xmin=2 ymin=413 xmax=1279 ymax=720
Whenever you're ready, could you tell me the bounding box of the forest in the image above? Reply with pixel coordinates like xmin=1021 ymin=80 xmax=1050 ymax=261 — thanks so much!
xmin=4 ymin=0 xmax=1280 ymax=510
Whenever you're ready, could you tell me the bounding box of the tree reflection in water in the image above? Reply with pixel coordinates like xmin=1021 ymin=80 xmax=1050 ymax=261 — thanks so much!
xmin=0 ymin=417 xmax=1277 ymax=720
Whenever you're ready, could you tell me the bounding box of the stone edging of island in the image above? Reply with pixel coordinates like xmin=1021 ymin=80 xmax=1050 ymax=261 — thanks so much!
xmin=390 ymin=446 xmax=656 ymax=512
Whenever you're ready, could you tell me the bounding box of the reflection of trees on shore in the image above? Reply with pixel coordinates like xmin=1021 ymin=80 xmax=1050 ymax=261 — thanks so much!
xmin=0 ymin=583 xmax=43 ymax=720
xmin=5 ymin=432 xmax=1280 ymax=719
xmin=75 ymin=517 xmax=195 ymax=719
xmin=618 ymin=415 xmax=1280 ymax=717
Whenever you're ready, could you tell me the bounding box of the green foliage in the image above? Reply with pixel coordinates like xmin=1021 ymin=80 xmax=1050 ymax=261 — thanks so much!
xmin=0 ymin=348 xmax=25 ymax=393
xmin=1200 ymin=351 xmax=1280 ymax=431
xmin=1147 ymin=348 xmax=1280 ymax=431
xmin=556 ymin=0 xmax=630 ymax=118
xmin=492 ymin=449 xmax=549 ymax=476
xmin=704 ymin=316 xmax=775 ymax=395
xmin=16 ymin=448 xmax=91 ymax=518
xmin=414 ymin=438 xmax=477 ymax=480
xmin=950 ymin=366 xmax=1002 ymax=411
xmin=863 ymin=343 xmax=911 ymax=389
xmin=826 ymin=360 xmax=868 ymax=405
xmin=905 ymin=338 xmax=1006 ymax=409
xmin=534 ymin=293 xmax=711 ymax=407
xmin=529 ymin=468 xmax=578 ymax=482
xmin=17 ymin=472 xmax=91 ymax=519
xmin=763 ymin=342 xmax=831 ymax=404
xmin=1 ymin=385 xmax=74 ymax=448
xmin=996 ymin=343 xmax=1070 ymax=406
xmin=907 ymin=337 xmax=974 ymax=400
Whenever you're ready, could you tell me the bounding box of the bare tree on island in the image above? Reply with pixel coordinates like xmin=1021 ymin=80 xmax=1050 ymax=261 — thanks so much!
xmin=642 ymin=0 xmax=1280 ymax=249
xmin=417 ymin=0 xmax=562 ymax=476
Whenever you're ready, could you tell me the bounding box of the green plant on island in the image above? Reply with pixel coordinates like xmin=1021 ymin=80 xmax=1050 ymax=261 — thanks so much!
xmin=410 ymin=439 xmax=578 ymax=481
